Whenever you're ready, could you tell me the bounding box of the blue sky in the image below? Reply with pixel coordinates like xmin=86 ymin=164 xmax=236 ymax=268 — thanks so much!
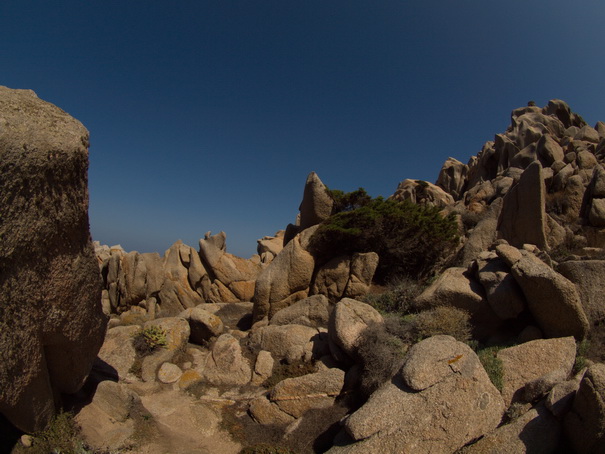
xmin=2 ymin=1 xmax=605 ymax=257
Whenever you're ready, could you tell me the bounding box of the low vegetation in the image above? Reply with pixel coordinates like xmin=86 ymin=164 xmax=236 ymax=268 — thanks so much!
xmin=310 ymin=189 xmax=459 ymax=283
xmin=132 ymin=325 xmax=167 ymax=357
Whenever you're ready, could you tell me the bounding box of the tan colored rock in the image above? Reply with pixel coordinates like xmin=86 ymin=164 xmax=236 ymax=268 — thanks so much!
xmin=76 ymin=385 xmax=137 ymax=451
xmin=558 ymin=260 xmax=605 ymax=323
xmin=390 ymin=178 xmax=454 ymax=207
xmin=95 ymin=325 xmax=140 ymax=381
xmin=575 ymin=125 xmax=600 ymax=143
xmin=158 ymin=362 xmax=183 ymax=384
xmin=253 ymin=227 xmax=317 ymax=321
xmin=257 ymin=230 xmax=285 ymax=259
xmin=436 ymin=157 xmax=468 ymax=200
xmin=250 ymin=324 xmax=327 ymax=363
xmin=180 ymin=306 xmax=224 ymax=344
xmin=537 ymin=134 xmax=565 ymax=166
xmin=249 ymin=395 xmax=295 ymax=425
xmin=343 ymin=252 xmax=379 ymax=300
xmin=270 ymin=368 xmax=345 ymax=418
xmin=564 ymin=363 xmax=605 ymax=453
xmin=199 ymin=231 xmax=262 ymax=287
xmin=229 ymin=280 xmax=256 ymax=301
xmin=400 ymin=335 xmax=480 ymax=391
xmin=497 ymin=161 xmax=548 ymax=249
xmin=463 ymin=403 xmax=560 ymax=454
xmin=144 ymin=317 xmax=190 ymax=352
xmin=510 ymin=251 xmax=589 ymax=339
xmin=497 ymin=337 xmax=576 ymax=406
xmin=199 ymin=333 xmax=251 ymax=386
xmin=332 ymin=337 xmax=504 ymax=454
xmin=546 ymin=368 xmax=585 ymax=417
xmin=251 ymin=350 xmax=274 ymax=385
xmin=311 ymin=256 xmax=351 ymax=302
xmin=270 ymin=295 xmax=331 ymax=328
xmin=461 ymin=198 xmax=502 ymax=266
xmin=299 ymin=172 xmax=334 ymax=230
xmin=0 ymin=87 xmax=108 ymax=432
xmin=328 ymin=298 xmax=383 ymax=359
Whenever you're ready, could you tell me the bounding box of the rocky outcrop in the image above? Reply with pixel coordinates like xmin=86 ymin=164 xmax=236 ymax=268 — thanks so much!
xmin=436 ymin=157 xmax=468 ymax=200
xmin=298 ymin=172 xmax=334 ymax=230
xmin=497 ymin=337 xmax=576 ymax=406
xmin=497 ymin=161 xmax=548 ymax=249
xmin=565 ymin=363 xmax=605 ymax=453
xmin=269 ymin=295 xmax=331 ymax=328
xmin=252 ymin=227 xmax=317 ymax=321
xmin=390 ymin=179 xmax=454 ymax=207
xmin=328 ymin=298 xmax=383 ymax=359
xmin=558 ymin=260 xmax=605 ymax=323
xmin=328 ymin=336 xmax=504 ymax=453
xmin=0 ymin=87 xmax=107 ymax=432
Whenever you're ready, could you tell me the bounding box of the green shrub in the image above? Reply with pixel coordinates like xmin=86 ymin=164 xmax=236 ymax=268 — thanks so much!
xmin=574 ymin=338 xmax=590 ymax=374
xmin=22 ymin=411 xmax=91 ymax=454
xmin=327 ymin=187 xmax=373 ymax=214
xmin=363 ymin=277 xmax=425 ymax=315
xmin=263 ymin=359 xmax=318 ymax=390
xmin=411 ymin=306 xmax=472 ymax=343
xmin=309 ymin=196 xmax=459 ymax=283
xmin=133 ymin=326 xmax=167 ymax=356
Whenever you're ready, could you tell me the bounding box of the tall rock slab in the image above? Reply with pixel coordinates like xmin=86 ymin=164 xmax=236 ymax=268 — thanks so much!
xmin=0 ymin=87 xmax=107 ymax=432
xmin=497 ymin=161 xmax=548 ymax=249
xmin=298 ymin=172 xmax=334 ymax=230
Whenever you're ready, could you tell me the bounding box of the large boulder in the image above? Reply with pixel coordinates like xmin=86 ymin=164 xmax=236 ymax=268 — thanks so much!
xmin=497 ymin=337 xmax=576 ymax=406
xmin=198 ymin=333 xmax=252 ymax=386
xmin=463 ymin=402 xmax=561 ymax=454
xmin=565 ymin=363 xmax=605 ymax=453
xmin=0 ymin=86 xmax=107 ymax=432
xmin=508 ymin=250 xmax=589 ymax=339
xmin=250 ymin=324 xmax=328 ymax=363
xmin=328 ymin=336 xmax=504 ymax=453
xmin=497 ymin=161 xmax=548 ymax=249
xmin=298 ymin=172 xmax=334 ymax=230
xmin=558 ymin=260 xmax=605 ymax=323
xmin=253 ymin=227 xmax=317 ymax=321
xmin=269 ymin=368 xmax=345 ymax=418
xmin=270 ymin=294 xmax=331 ymax=328
xmin=328 ymin=298 xmax=383 ymax=359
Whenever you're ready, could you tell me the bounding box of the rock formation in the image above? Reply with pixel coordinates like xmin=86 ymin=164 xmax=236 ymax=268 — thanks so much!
xmin=0 ymin=87 xmax=107 ymax=432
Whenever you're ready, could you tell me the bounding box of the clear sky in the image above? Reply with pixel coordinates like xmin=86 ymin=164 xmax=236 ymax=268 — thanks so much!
xmin=2 ymin=1 xmax=605 ymax=257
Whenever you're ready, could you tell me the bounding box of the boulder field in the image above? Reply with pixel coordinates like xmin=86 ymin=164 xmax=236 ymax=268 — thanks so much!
xmin=2 ymin=87 xmax=605 ymax=453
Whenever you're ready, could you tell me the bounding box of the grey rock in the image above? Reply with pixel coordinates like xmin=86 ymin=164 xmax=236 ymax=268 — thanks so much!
xmin=558 ymin=260 xmax=605 ymax=323
xmin=328 ymin=298 xmax=383 ymax=359
xmin=270 ymin=295 xmax=331 ymax=328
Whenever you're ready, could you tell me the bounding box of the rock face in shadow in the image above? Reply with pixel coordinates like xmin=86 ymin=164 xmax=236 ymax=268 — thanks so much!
xmin=0 ymin=86 xmax=107 ymax=432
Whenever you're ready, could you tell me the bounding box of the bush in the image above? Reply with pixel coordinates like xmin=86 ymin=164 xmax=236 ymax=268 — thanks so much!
xmin=132 ymin=326 xmax=167 ymax=357
xmin=356 ymin=317 xmax=411 ymax=399
xmin=309 ymin=196 xmax=459 ymax=283
xmin=410 ymin=306 xmax=472 ymax=343
xmin=327 ymin=187 xmax=373 ymax=214
xmin=363 ymin=276 xmax=425 ymax=315
xmin=16 ymin=411 xmax=91 ymax=454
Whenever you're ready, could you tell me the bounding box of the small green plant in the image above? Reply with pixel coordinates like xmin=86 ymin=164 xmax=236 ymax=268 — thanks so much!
xmin=477 ymin=346 xmax=504 ymax=392
xmin=19 ymin=411 xmax=91 ymax=454
xmin=574 ymin=338 xmax=590 ymax=374
xmin=504 ymin=402 xmax=528 ymax=423
xmin=133 ymin=325 xmax=167 ymax=356
xmin=363 ymin=276 xmax=425 ymax=315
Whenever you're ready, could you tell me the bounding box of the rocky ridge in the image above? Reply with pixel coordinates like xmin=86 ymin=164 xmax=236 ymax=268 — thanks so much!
xmin=2 ymin=89 xmax=605 ymax=453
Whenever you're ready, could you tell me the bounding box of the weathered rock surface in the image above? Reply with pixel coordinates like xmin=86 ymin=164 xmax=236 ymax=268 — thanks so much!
xmin=270 ymin=295 xmax=331 ymax=328
xmin=75 ymin=381 xmax=140 ymax=451
xmin=464 ymin=402 xmax=561 ymax=454
xmin=436 ymin=157 xmax=468 ymax=200
xmin=558 ymin=260 xmax=605 ymax=323
xmin=329 ymin=336 xmax=504 ymax=453
xmin=497 ymin=337 xmax=576 ymax=406
xmin=95 ymin=325 xmax=140 ymax=381
xmin=390 ymin=178 xmax=454 ymax=207
xmin=565 ymin=363 xmax=605 ymax=453
xmin=180 ymin=306 xmax=224 ymax=344
xmin=251 ymin=324 xmax=328 ymax=363
xmin=253 ymin=227 xmax=317 ymax=321
xmin=328 ymin=298 xmax=383 ymax=359
xmin=298 ymin=172 xmax=334 ymax=230
xmin=199 ymin=333 xmax=252 ymax=385
xmin=510 ymin=250 xmax=589 ymax=339
xmin=0 ymin=86 xmax=107 ymax=432
xmin=269 ymin=368 xmax=345 ymax=418
xmin=497 ymin=161 xmax=548 ymax=249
